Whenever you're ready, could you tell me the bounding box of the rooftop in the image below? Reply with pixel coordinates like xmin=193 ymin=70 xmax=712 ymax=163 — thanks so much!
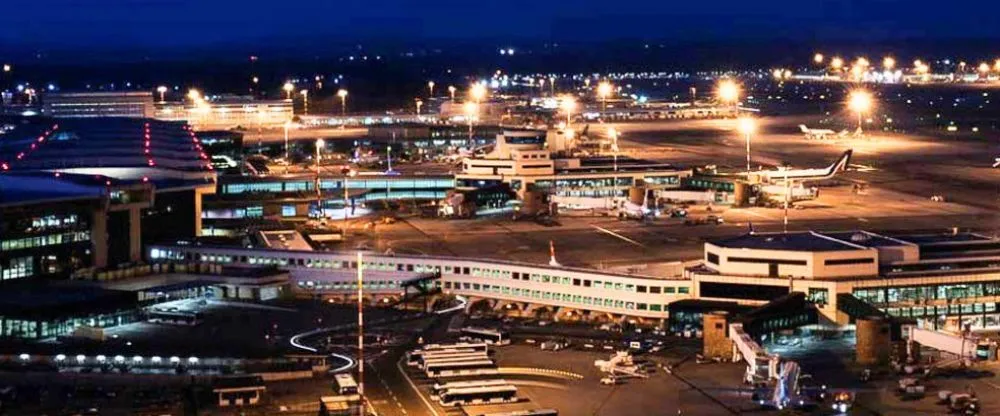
xmin=710 ymin=231 xmax=865 ymax=252
xmin=0 ymin=117 xmax=216 ymax=183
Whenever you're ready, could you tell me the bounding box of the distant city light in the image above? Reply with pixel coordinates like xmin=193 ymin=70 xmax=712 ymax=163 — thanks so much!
xmin=469 ymin=83 xmax=487 ymax=102
xmin=813 ymin=53 xmax=824 ymax=64
xmin=2 ymin=64 xmax=10 ymax=72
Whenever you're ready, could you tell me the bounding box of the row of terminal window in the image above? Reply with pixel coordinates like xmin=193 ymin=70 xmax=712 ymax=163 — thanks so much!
xmin=155 ymin=250 xmax=690 ymax=295
xmin=442 ymin=281 xmax=672 ymax=312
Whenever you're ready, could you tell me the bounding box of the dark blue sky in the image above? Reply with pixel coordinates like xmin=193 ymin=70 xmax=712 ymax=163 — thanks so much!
xmin=4 ymin=0 xmax=999 ymax=48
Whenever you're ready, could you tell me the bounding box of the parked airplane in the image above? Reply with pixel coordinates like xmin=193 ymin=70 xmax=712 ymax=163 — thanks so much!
xmin=799 ymin=124 xmax=844 ymax=140
xmin=551 ymin=191 xmax=653 ymax=220
xmin=753 ymin=150 xmax=853 ymax=184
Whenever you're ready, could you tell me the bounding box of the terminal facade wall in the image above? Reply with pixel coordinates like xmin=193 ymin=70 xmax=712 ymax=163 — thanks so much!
xmin=704 ymin=243 xmax=879 ymax=279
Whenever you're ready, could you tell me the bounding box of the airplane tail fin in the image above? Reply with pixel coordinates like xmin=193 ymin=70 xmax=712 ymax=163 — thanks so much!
xmin=798 ymin=125 xmax=809 ymax=133
xmin=827 ymin=149 xmax=853 ymax=175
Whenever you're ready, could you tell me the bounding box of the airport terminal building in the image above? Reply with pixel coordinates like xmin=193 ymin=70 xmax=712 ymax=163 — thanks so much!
xmin=150 ymin=229 xmax=1000 ymax=333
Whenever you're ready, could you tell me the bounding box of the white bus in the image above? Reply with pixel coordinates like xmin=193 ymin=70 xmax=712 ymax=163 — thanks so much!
xmin=460 ymin=327 xmax=510 ymax=346
xmin=406 ymin=343 xmax=489 ymax=366
xmin=420 ymin=352 xmax=491 ymax=369
xmin=411 ymin=350 xmax=491 ymax=368
xmin=333 ymin=373 xmax=359 ymax=395
xmin=477 ymin=410 xmax=559 ymax=416
xmin=425 ymin=359 xmax=497 ymax=378
xmin=431 ymin=379 xmax=509 ymax=399
xmin=439 ymin=385 xmax=518 ymax=407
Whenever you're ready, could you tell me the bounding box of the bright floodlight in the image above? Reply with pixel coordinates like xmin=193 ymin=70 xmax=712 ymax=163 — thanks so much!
xmin=316 ymin=138 xmax=325 ymax=148
xmin=994 ymin=60 xmax=1000 ymax=71
xmin=282 ymin=82 xmax=294 ymax=92
xmin=849 ymin=90 xmax=873 ymax=114
xmin=156 ymin=86 xmax=168 ymax=93
xmin=597 ymin=81 xmax=613 ymax=98
xmin=716 ymin=80 xmax=740 ymax=104
xmin=738 ymin=117 xmax=756 ymax=135
xmin=187 ymin=89 xmax=201 ymax=101
xmin=337 ymin=89 xmax=348 ymax=98
xmin=463 ymin=101 xmax=479 ymax=116
xmin=561 ymin=96 xmax=577 ymax=112
xmin=979 ymin=62 xmax=991 ymax=73
xmin=856 ymin=57 xmax=870 ymax=67
xmin=773 ymin=69 xmax=784 ymax=79
xmin=830 ymin=57 xmax=844 ymax=70
xmin=883 ymin=57 xmax=896 ymax=70
xmin=814 ymin=53 xmax=824 ymax=64
xmin=469 ymin=83 xmax=487 ymax=102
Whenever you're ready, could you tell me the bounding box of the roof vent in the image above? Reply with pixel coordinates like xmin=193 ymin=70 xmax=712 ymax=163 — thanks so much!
xmin=850 ymin=233 xmax=870 ymax=242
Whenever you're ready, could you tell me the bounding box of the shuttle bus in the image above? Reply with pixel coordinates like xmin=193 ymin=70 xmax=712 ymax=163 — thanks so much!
xmin=411 ymin=349 xmax=491 ymax=367
xmin=431 ymin=379 xmax=509 ymax=399
xmin=439 ymin=385 xmax=518 ymax=407
xmin=333 ymin=373 xmax=359 ymax=395
xmin=420 ymin=352 xmax=491 ymax=370
xmin=407 ymin=343 xmax=489 ymax=366
xmin=425 ymin=359 xmax=497 ymax=378
xmin=460 ymin=327 xmax=510 ymax=346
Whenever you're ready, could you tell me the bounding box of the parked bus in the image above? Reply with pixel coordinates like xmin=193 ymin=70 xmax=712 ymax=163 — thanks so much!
xmin=412 ymin=350 xmax=491 ymax=368
xmin=431 ymin=379 xmax=509 ymax=399
xmin=460 ymin=327 xmax=510 ymax=346
xmin=420 ymin=352 xmax=491 ymax=369
xmin=425 ymin=359 xmax=497 ymax=378
xmin=477 ymin=409 xmax=559 ymax=416
xmin=334 ymin=373 xmax=359 ymax=395
xmin=439 ymin=385 xmax=518 ymax=407
xmin=406 ymin=343 xmax=489 ymax=366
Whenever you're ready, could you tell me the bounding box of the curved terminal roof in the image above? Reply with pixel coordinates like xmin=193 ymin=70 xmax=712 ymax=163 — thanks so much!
xmin=0 ymin=117 xmax=215 ymax=184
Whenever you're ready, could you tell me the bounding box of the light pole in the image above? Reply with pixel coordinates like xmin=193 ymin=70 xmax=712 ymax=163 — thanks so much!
xmin=549 ymin=76 xmax=556 ymax=95
xmin=561 ymin=96 xmax=576 ymax=127
xmin=337 ymin=89 xmax=349 ymax=117
xmin=464 ymin=102 xmax=478 ymax=140
xmin=415 ymin=99 xmax=423 ymax=116
xmin=300 ymin=89 xmax=309 ymax=115
xmin=283 ymin=81 xmax=294 ymax=100
xmin=448 ymin=85 xmax=456 ymax=101
xmin=427 ymin=81 xmax=435 ymax=97
xmin=316 ymin=139 xmax=325 ymax=217
xmin=848 ymin=90 xmax=873 ymax=135
xmin=738 ymin=117 xmax=756 ymax=178
xmin=356 ymin=251 xmax=365 ymax=416
xmin=539 ymin=78 xmax=546 ymax=96
xmin=156 ymin=86 xmax=167 ymax=103
xmin=597 ymin=81 xmax=612 ymax=113
xmin=283 ymin=121 xmax=292 ymax=172
xmin=386 ymin=145 xmax=393 ymax=173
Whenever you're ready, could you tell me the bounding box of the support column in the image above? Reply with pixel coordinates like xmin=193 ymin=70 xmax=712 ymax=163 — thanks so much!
xmin=194 ymin=188 xmax=204 ymax=237
xmin=129 ymin=207 xmax=142 ymax=262
xmin=91 ymin=208 xmax=109 ymax=268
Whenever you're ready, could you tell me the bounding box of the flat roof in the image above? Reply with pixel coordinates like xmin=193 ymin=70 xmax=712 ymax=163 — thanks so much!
xmin=0 ymin=282 xmax=135 ymax=319
xmin=710 ymin=232 xmax=861 ymax=252
xmin=821 ymin=231 xmax=909 ymax=248
xmin=896 ymin=232 xmax=994 ymax=245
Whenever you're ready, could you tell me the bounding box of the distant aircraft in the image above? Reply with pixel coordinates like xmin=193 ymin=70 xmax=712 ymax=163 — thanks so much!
xmin=993 ymin=157 xmax=1000 ymax=168
xmin=753 ymin=150 xmax=853 ymax=183
xmin=798 ymin=124 xmax=843 ymax=140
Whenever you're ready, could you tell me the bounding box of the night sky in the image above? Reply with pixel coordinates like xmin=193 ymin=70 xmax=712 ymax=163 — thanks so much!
xmin=4 ymin=0 xmax=999 ymax=48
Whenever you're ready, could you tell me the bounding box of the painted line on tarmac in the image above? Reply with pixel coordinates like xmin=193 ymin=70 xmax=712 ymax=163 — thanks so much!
xmin=591 ymin=225 xmax=646 ymax=248
xmin=397 ymin=355 xmax=440 ymax=416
